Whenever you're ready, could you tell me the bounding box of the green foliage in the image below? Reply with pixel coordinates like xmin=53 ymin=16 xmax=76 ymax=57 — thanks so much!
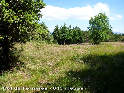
xmin=52 ymin=24 xmax=84 ymax=44
xmin=88 ymin=13 xmax=112 ymax=44
xmin=30 ymin=22 xmax=54 ymax=43
xmin=81 ymin=31 xmax=90 ymax=43
xmin=110 ymin=33 xmax=124 ymax=42
xmin=0 ymin=0 xmax=45 ymax=70
xmin=0 ymin=0 xmax=45 ymax=42
xmin=72 ymin=26 xmax=84 ymax=44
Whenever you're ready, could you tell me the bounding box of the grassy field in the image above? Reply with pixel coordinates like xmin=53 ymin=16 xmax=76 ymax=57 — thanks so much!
xmin=0 ymin=42 xmax=124 ymax=93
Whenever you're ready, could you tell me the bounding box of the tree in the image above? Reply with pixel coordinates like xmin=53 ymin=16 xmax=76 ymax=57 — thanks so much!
xmin=82 ymin=31 xmax=90 ymax=43
xmin=88 ymin=13 xmax=112 ymax=44
xmin=72 ymin=26 xmax=84 ymax=44
xmin=30 ymin=22 xmax=53 ymax=43
xmin=52 ymin=25 xmax=61 ymax=44
xmin=53 ymin=24 xmax=69 ymax=45
xmin=52 ymin=24 xmax=84 ymax=44
xmin=111 ymin=33 xmax=124 ymax=42
xmin=0 ymin=0 xmax=45 ymax=69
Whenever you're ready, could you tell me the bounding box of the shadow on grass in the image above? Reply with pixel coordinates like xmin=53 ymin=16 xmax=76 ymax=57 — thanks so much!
xmin=39 ymin=52 xmax=124 ymax=93
xmin=0 ymin=47 xmax=25 ymax=75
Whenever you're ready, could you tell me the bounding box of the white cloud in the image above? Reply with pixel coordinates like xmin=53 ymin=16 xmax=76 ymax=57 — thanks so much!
xmin=41 ymin=5 xmax=69 ymax=20
xmin=41 ymin=3 xmax=111 ymax=21
xmin=110 ymin=14 xmax=123 ymax=20
xmin=41 ymin=2 xmax=123 ymax=33
xmin=116 ymin=14 xmax=123 ymax=19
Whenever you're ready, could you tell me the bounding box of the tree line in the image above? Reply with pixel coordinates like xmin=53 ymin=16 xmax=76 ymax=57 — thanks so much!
xmin=52 ymin=24 xmax=85 ymax=44
xmin=52 ymin=13 xmax=124 ymax=45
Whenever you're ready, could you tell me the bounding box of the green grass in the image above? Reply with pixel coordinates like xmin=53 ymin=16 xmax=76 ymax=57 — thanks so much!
xmin=0 ymin=42 xmax=124 ymax=93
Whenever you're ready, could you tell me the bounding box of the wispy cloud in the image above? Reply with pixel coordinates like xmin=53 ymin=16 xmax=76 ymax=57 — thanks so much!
xmin=116 ymin=14 xmax=123 ymax=19
xmin=110 ymin=14 xmax=123 ymax=20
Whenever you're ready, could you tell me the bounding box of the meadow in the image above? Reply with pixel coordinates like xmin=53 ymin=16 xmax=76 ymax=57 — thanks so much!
xmin=0 ymin=42 xmax=124 ymax=93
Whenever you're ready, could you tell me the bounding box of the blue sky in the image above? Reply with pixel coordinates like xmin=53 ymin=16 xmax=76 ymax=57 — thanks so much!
xmin=40 ymin=0 xmax=124 ymax=33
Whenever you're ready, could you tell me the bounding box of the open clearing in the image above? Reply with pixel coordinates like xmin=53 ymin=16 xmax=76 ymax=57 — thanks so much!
xmin=0 ymin=42 xmax=124 ymax=93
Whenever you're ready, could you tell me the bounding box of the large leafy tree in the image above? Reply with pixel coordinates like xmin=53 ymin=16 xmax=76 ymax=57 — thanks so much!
xmin=0 ymin=0 xmax=45 ymax=69
xmin=88 ymin=13 xmax=112 ymax=44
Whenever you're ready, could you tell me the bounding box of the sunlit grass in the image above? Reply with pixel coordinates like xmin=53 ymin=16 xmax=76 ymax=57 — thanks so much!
xmin=0 ymin=42 xmax=124 ymax=93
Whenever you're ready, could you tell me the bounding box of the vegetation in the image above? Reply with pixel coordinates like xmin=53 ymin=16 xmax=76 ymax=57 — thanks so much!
xmin=88 ymin=13 xmax=112 ymax=44
xmin=0 ymin=1 xmax=124 ymax=93
xmin=52 ymin=13 xmax=124 ymax=45
xmin=109 ymin=33 xmax=124 ymax=42
xmin=52 ymin=24 xmax=84 ymax=45
xmin=30 ymin=22 xmax=53 ymax=43
xmin=0 ymin=0 xmax=45 ymax=70
xmin=0 ymin=42 xmax=124 ymax=93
